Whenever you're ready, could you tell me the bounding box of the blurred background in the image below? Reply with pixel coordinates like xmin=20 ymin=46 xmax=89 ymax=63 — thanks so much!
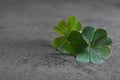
xmin=0 ymin=0 xmax=120 ymax=41
xmin=0 ymin=0 xmax=120 ymax=80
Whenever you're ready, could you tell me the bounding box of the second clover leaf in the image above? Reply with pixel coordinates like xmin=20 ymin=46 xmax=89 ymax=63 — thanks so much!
xmin=67 ymin=26 xmax=112 ymax=64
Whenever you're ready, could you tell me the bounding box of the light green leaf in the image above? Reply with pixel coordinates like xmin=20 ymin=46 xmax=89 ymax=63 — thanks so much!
xmin=70 ymin=21 xmax=82 ymax=31
xmin=54 ymin=26 xmax=65 ymax=35
xmin=90 ymin=48 xmax=103 ymax=64
xmin=52 ymin=37 xmax=68 ymax=53
xmin=93 ymin=46 xmax=111 ymax=59
xmin=67 ymin=16 xmax=77 ymax=29
xmin=82 ymin=26 xmax=95 ymax=44
xmin=58 ymin=20 xmax=68 ymax=33
xmin=76 ymin=48 xmax=89 ymax=63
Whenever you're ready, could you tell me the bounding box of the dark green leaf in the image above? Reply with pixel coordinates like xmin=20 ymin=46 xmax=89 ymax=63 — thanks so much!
xmin=68 ymin=31 xmax=87 ymax=46
xmin=93 ymin=37 xmax=112 ymax=46
xmin=82 ymin=26 xmax=95 ymax=44
xmin=67 ymin=31 xmax=88 ymax=54
xmin=66 ymin=44 xmax=82 ymax=55
xmin=93 ymin=29 xmax=107 ymax=43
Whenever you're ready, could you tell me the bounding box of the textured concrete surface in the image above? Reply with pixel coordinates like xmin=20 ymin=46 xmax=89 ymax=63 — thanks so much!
xmin=0 ymin=0 xmax=120 ymax=80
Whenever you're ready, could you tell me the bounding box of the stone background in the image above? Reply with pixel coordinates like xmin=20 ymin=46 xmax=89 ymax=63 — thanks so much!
xmin=0 ymin=0 xmax=120 ymax=80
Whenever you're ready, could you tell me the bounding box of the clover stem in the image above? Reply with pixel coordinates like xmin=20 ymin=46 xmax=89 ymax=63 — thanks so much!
xmin=88 ymin=44 xmax=91 ymax=48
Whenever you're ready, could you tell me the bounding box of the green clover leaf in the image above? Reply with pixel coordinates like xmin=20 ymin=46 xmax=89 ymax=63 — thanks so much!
xmin=67 ymin=26 xmax=112 ymax=64
xmin=52 ymin=16 xmax=82 ymax=53
xmin=66 ymin=31 xmax=88 ymax=55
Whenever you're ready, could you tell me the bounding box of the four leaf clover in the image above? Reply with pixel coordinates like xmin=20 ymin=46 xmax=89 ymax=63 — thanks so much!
xmin=52 ymin=16 xmax=112 ymax=64
xmin=67 ymin=26 xmax=112 ymax=64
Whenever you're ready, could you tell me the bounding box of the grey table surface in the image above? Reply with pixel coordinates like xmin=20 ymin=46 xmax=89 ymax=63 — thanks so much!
xmin=0 ymin=0 xmax=120 ymax=80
